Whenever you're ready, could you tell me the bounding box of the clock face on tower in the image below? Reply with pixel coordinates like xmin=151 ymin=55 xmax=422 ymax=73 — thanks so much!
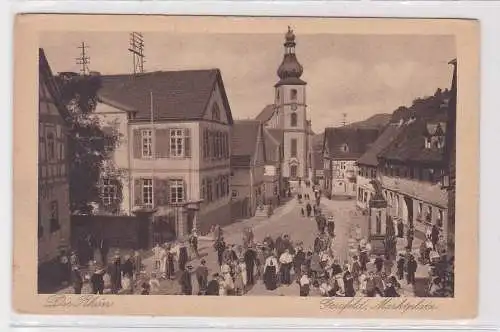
xmin=291 ymin=103 xmax=298 ymax=111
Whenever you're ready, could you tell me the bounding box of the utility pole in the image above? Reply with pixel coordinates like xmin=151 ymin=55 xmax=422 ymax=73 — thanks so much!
xmin=341 ymin=113 xmax=347 ymax=126
xmin=128 ymin=32 xmax=145 ymax=75
xmin=76 ymin=42 xmax=90 ymax=76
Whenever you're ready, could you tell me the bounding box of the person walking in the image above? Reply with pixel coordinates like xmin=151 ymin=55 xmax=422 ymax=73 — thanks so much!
xmin=214 ymin=237 xmax=226 ymax=267
xmin=306 ymin=203 xmax=312 ymax=217
xmin=397 ymin=253 xmax=405 ymax=280
xmin=244 ymin=246 xmax=257 ymax=286
xmin=406 ymin=225 xmax=415 ymax=250
xmin=109 ymin=252 xmax=122 ymax=294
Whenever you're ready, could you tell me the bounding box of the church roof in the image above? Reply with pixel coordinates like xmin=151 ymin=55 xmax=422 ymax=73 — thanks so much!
xmin=255 ymin=104 xmax=276 ymax=122
xmin=275 ymin=27 xmax=306 ymax=87
xmin=97 ymin=69 xmax=234 ymax=124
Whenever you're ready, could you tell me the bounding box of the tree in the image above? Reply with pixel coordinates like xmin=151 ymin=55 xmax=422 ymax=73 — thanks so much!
xmin=56 ymin=72 xmax=122 ymax=215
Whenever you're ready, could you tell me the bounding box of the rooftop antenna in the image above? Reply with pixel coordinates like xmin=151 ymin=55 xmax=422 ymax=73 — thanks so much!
xmin=128 ymin=32 xmax=145 ymax=75
xmin=76 ymin=42 xmax=90 ymax=76
xmin=341 ymin=113 xmax=348 ymax=126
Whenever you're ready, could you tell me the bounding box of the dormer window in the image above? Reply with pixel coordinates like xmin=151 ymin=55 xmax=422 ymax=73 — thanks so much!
xmin=212 ymin=104 xmax=221 ymax=121
xmin=341 ymin=144 xmax=349 ymax=152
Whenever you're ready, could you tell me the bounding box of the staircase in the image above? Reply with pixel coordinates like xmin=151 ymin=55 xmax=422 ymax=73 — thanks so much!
xmin=254 ymin=205 xmax=270 ymax=218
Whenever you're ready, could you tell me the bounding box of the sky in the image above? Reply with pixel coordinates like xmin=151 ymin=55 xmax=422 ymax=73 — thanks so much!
xmin=40 ymin=31 xmax=456 ymax=133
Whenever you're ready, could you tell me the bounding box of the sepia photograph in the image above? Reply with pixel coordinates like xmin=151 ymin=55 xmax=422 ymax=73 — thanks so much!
xmin=13 ymin=15 xmax=479 ymax=318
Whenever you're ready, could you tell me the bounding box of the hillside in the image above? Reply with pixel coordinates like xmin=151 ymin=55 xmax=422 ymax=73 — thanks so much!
xmin=344 ymin=113 xmax=392 ymax=130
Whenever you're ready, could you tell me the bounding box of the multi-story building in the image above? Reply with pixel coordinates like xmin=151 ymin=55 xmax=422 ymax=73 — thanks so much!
xmin=94 ymin=69 xmax=234 ymax=240
xmin=356 ymin=123 xmax=403 ymax=211
xmin=312 ymin=149 xmax=325 ymax=187
xmin=230 ymin=120 xmax=267 ymax=219
xmin=322 ymin=127 xmax=380 ymax=198
xmin=263 ymin=128 xmax=284 ymax=205
xmin=38 ymin=49 xmax=72 ymax=283
xmin=255 ymin=27 xmax=311 ymax=184
xmin=377 ymin=97 xmax=450 ymax=240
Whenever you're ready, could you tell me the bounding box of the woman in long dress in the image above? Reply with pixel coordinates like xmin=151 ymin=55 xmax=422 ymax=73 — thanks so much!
xmin=263 ymin=255 xmax=278 ymax=291
xmin=234 ymin=264 xmax=245 ymax=296
xmin=238 ymin=258 xmax=248 ymax=290
xmin=220 ymin=262 xmax=234 ymax=295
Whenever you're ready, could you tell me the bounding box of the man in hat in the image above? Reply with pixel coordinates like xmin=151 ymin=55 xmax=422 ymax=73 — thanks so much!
xmin=406 ymin=254 xmax=418 ymax=285
xmin=195 ymin=260 xmax=209 ymax=295
xmin=91 ymin=264 xmax=105 ymax=294
xmin=180 ymin=265 xmax=193 ymax=295
xmin=244 ymin=245 xmax=257 ymax=286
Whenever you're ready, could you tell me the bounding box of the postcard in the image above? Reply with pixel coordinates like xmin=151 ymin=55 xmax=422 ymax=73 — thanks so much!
xmin=12 ymin=14 xmax=479 ymax=319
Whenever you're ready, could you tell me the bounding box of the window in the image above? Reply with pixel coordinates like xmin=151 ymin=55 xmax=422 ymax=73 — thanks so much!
xmin=141 ymin=130 xmax=153 ymax=158
xmin=102 ymin=178 xmax=117 ymax=206
xmin=437 ymin=209 xmax=444 ymax=228
xmin=290 ymin=89 xmax=297 ymax=101
xmin=291 ymin=139 xmax=297 ymax=157
xmin=170 ymin=179 xmax=184 ymax=204
xmin=290 ymin=165 xmax=298 ymax=178
xmin=290 ymin=113 xmax=297 ymax=127
xmin=142 ymin=179 xmax=153 ymax=207
xmin=363 ymin=191 xmax=368 ymax=203
xmin=201 ymin=179 xmax=206 ymax=200
xmin=206 ymin=179 xmax=213 ymax=202
xmin=215 ymin=177 xmax=220 ymax=199
xmin=49 ymin=200 xmax=60 ymax=232
xmin=47 ymin=132 xmax=55 ymax=160
xmin=170 ymin=129 xmax=185 ymax=157
xmin=341 ymin=144 xmax=349 ymax=153
xmin=212 ymin=104 xmax=221 ymax=121
xmin=204 ymin=130 xmax=210 ymax=159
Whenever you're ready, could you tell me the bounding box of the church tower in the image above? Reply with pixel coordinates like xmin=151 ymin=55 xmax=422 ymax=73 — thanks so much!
xmin=274 ymin=27 xmax=308 ymax=181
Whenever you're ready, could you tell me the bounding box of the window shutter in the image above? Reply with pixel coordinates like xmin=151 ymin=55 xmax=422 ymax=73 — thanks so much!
xmin=184 ymin=128 xmax=191 ymax=157
xmin=133 ymin=130 xmax=141 ymax=159
xmin=156 ymin=129 xmax=170 ymax=158
xmin=134 ymin=178 xmax=142 ymax=206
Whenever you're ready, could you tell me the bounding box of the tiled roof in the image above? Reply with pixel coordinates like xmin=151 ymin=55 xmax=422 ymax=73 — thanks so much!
xmin=97 ymin=69 xmax=233 ymax=124
xmin=263 ymin=128 xmax=281 ymax=163
xmin=255 ymin=104 xmax=276 ymax=122
xmin=39 ymin=48 xmax=70 ymax=122
xmin=324 ymin=127 xmax=381 ymax=160
xmin=357 ymin=123 xmax=404 ymax=167
xmin=231 ymin=120 xmax=261 ymax=158
xmin=265 ymin=128 xmax=284 ymax=145
xmin=379 ymin=93 xmax=450 ymax=164
xmin=230 ymin=155 xmax=252 ymax=167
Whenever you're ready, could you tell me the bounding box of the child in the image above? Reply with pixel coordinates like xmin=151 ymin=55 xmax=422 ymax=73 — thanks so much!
xmin=149 ymin=272 xmax=161 ymax=294
xmin=140 ymin=282 xmax=151 ymax=295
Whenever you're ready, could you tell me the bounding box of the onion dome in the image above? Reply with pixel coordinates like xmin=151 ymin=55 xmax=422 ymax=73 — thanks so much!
xmin=276 ymin=27 xmax=306 ymax=85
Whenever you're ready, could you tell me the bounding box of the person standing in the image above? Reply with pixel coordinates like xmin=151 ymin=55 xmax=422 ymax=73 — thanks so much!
xmin=397 ymin=219 xmax=404 ymax=238
xmin=279 ymin=249 xmax=293 ymax=285
xmin=293 ymin=246 xmax=306 ymax=279
xmin=298 ymin=273 xmax=311 ymax=296
xmin=133 ymin=250 xmax=142 ymax=280
xmin=263 ymin=255 xmax=279 ymax=291
xmin=189 ymin=230 xmax=200 ymax=258
xmin=165 ymin=244 xmax=176 ymax=280
xmin=327 ymin=217 xmax=335 ymax=237
xmin=397 ymin=253 xmax=405 ymax=280
xmin=214 ymin=237 xmax=226 ymax=267
xmin=244 ymin=246 xmax=257 ymax=286
xmin=350 ymin=255 xmax=361 ymax=290
xmin=195 ymin=260 xmax=209 ymax=295
xmin=149 ymin=272 xmax=161 ymax=294
xmin=406 ymin=225 xmax=415 ymax=250
xmin=91 ymin=265 xmax=105 ymax=295
xmin=178 ymin=242 xmax=188 ymax=272
xmin=431 ymin=225 xmax=440 ymax=250
xmin=306 ymin=203 xmax=312 ymax=217
xmin=121 ymin=254 xmax=134 ymax=280
xmin=383 ymin=255 xmax=394 ymax=276
xmin=180 ymin=265 xmax=193 ymax=295
xmin=407 ymin=254 xmax=417 ymax=285
xmin=343 ymin=269 xmax=356 ymax=297
xmin=71 ymin=266 xmax=83 ymax=294
xmin=109 ymin=252 xmax=122 ymax=294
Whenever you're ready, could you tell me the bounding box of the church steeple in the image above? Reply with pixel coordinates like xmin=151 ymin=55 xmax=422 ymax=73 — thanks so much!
xmin=276 ymin=26 xmax=306 ymax=87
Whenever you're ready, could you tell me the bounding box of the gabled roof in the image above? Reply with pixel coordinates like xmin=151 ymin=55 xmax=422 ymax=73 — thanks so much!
xmin=378 ymin=92 xmax=450 ymax=165
xmin=255 ymin=104 xmax=276 ymax=122
xmin=357 ymin=123 xmax=404 ymax=167
xmin=39 ymin=48 xmax=70 ymax=122
xmin=323 ymin=127 xmax=381 ymax=160
xmin=97 ymin=69 xmax=234 ymax=124
xmin=231 ymin=119 xmax=262 ymax=158
xmin=263 ymin=128 xmax=281 ymax=163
